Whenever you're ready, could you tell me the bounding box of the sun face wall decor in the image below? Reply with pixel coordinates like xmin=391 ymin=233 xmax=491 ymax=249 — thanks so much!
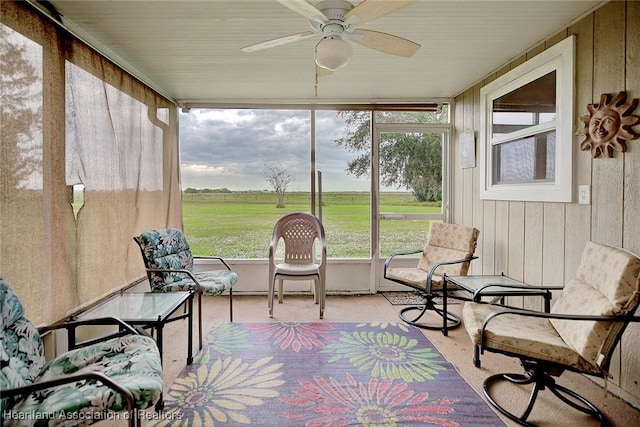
xmin=576 ymin=91 xmax=640 ymax=158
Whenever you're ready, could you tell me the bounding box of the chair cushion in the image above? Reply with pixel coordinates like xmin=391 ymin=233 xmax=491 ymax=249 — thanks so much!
xmin=549 ymin=242 xmax=640 ymax=368
xmin=194 ymin=270 xmax=237 ymax=295
xmin=1 ymin=279 xmax=46 ymax=414
xmin=151 ymin=270 xmax=237 ymax=296
xmin=574 ymin=242 xmax=640 ymax=310
xmin=137 ymin=228 xmax=195 ymax=290
xmin=137 ymin=228 xmax=238 ymax=295
xmin=463 ymin=302 xmax=599 ymax=374
xmin=428 ymin=222 xmax=479 ymax=253
xmin=416 ymin=223 xmax=479 ymax=276
xmin=7 ymin=334 xmax=163 ymax=424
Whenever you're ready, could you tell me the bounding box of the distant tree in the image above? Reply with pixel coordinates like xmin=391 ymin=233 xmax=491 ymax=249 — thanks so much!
xmin=335 ymin=111 xmax=443 ymax=202
xmin=0 ymin=26 xmax=42 ymax=191
xmin=263 ymin=164 xmax=293 ymax=208
xmin=184 ymin=187 xmax=232 ymax=194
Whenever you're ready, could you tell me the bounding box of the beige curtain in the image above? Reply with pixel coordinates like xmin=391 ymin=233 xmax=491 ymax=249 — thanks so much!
xmin=1 ymin=1 xmax=181 ymax=325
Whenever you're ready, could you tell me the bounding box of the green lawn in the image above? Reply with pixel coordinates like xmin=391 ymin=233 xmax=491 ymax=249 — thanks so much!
xmin=182 ymin=192 xmax=440 ymax=258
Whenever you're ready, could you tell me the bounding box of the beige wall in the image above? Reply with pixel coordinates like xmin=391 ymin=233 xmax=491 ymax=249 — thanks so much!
xmin=452 ymin=0 xmax=640 ymax=406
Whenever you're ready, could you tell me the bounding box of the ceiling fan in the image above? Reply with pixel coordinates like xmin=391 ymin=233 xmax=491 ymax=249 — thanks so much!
xmin=241 ymin=0 xmax=421 ymax=73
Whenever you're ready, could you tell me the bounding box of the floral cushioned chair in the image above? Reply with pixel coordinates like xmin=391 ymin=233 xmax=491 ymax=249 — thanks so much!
xmin=134 ymin=228 xmax=237 ymax=348
xmin=384 ymin=222 xmax=479 ymax=335
xmin=463 ymin=242 xmax=640 ymax=426
xmin=0 ymin=278 xmax=163 ymax=427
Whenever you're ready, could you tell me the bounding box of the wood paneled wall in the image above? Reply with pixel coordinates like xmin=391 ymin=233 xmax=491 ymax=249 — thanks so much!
xmin=452 ymin=1 xmax=640 ymax=406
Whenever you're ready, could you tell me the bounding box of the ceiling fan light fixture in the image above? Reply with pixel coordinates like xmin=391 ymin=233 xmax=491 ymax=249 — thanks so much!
xmin=315 ymin=36 xmax=352 ymax=71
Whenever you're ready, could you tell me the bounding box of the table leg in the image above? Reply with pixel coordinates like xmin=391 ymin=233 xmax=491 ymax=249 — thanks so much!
xmin=67 ymin=325 xmax=77 ymax=350
xmin=187 ymin=293 xmax=194 ymax=365
xmin=156 ymin=322 xmax=164 ymax=363
xmin=442 ymin=277 xmax=448 ymax=336
xmin=544 ymin=291 xmax=551 ymax=312
xmin=153 ymin=322 xmax=165 ymax=412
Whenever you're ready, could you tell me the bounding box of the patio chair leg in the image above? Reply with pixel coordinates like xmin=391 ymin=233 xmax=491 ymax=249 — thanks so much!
xmin=548 ymin=378 xmax=606 ymax=422
xmin=482 ymin=363 xmax=607 ymax=427
xmin=198 ymin=293 xmax=203 ymax=350
xmin=268 ymin=278 xmax=274 ymax=317
xmin=398 ymin=298 xmax=461 ymax=335
xmin=473 ymin=344 xmax=481 ymax=368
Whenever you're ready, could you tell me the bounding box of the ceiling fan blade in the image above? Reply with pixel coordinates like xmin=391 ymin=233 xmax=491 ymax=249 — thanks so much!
xmin=276 ymin=0 xmax=327 ymax=24
xmin=242 ymin=31 xmax=319 ymax=52
xmin=350 ymin=29 xmax=420 ymax=57
xmin=345 ymin=0 xmax=415 ymax=26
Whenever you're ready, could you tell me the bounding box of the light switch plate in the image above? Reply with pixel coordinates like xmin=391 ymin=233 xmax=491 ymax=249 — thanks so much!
xmin=578 ymin=185 xmax=590 ymax=205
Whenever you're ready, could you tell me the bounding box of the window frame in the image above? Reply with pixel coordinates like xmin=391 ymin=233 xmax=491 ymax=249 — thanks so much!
xmin=479 ymin=36 xmax=575 ymax=202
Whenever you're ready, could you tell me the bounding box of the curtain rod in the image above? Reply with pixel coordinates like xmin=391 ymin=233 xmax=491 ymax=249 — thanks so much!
xmin=181 ymin=102 xmax=450 ymax=113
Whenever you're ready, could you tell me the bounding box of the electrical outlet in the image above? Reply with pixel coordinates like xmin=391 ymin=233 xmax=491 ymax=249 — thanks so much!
xmin=578 ymin=185 xmax=590 ymax=205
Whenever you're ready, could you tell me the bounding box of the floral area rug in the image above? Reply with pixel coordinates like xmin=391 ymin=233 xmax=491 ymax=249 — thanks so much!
xmin=150 ymin=322 xmax=505 ymax=426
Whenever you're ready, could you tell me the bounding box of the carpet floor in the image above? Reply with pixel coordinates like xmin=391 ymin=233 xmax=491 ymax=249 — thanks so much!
xmin=151 ymin=321 xmax=506 ymax=426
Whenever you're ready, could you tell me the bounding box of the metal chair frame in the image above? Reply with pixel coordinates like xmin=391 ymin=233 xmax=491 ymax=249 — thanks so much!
xmin=475 ymin=308 xmax=640 ymax=426
xmin=134 ymin=229 xmax=236 ymax=349
xmin=383 ymin=223 xmax=479 ymax=335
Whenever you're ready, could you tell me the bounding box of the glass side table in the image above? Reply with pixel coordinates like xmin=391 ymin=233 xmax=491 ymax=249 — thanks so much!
xmin=68 ymin=291 xmax=195 ymax=364
xmin=444 ymin=273 xmax=561 ymax=312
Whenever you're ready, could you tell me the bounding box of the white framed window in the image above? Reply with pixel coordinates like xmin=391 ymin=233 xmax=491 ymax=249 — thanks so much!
xmin=479 ymin=36 xmax=574 ymax=202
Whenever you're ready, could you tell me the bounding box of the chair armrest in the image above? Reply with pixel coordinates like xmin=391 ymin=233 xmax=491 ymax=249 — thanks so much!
xmin=384 ymin=251 xmax=477 ymax=293
xmin=146 ymin=267 xmax=233 ymax=292
xmin=194 ymin=255 xmax=232 ymax=270
xmin=479 ymin=308 xmax=640 ymax=349
xmin=430 ymin=255 xmax=478 ymax=291
xmin=431 ymin=255 xmax=478 ymax=270
xmin=2 ymin=371 xmax=135 ymax=412
xmin=383 ymin=249 xmax=423 ymax=273
xmin=145 ymin=267 xmax=200 ymax=284
xmin=268 ymin=233 xmax=280 ymax=256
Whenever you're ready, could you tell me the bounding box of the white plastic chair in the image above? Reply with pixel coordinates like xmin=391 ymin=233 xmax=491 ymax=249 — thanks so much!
xmin=268 ymin=212 xmax=327 ymax=318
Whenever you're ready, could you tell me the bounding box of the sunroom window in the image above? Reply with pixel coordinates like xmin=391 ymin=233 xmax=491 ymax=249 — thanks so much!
xmin=480 ymin=36 xmax=574 ymax=202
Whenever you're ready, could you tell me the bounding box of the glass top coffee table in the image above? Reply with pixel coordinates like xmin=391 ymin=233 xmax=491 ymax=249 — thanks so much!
xmin=68 ymin=291 xmax=195 ymax=364
xmin=444 ymin=273 xmax=559 ymax=312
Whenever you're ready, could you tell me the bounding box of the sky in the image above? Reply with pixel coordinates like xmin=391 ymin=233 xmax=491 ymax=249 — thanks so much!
xmin=178 ymin=109 xmax=374 ymax=192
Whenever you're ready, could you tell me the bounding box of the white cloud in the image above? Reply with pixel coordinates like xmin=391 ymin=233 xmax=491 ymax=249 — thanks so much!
xmin=179 ymin=108 xmax=369 ymax=192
